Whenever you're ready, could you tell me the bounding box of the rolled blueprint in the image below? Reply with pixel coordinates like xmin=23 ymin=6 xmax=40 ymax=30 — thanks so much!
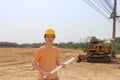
xmin=44 ymin=57 xmax=75 ymax=78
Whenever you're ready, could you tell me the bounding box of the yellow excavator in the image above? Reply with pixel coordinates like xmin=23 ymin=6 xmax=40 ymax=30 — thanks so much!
xmin=77 ymin=38 xmax=114 ymax=63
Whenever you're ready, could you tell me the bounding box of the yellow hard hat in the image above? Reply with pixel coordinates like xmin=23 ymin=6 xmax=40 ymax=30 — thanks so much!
xmin=44 ymin=28 xmax=56 ymax=36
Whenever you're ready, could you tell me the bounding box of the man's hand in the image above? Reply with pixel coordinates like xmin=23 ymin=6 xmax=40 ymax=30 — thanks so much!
xmin=32 ymin=60 xmax=51 ymax=78
xmin=42 ymin=71 xmax=51 ymax=78
xmin=61 ymin=64 xmax=65 ymax=68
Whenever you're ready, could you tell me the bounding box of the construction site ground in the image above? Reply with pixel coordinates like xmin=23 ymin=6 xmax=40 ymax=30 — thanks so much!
xmin=0 ymin=48 xmax=120 ymax=80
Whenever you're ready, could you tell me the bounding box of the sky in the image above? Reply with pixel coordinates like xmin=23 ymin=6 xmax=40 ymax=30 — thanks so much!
xmin=0 ymin=0 xmax=120 ymax=44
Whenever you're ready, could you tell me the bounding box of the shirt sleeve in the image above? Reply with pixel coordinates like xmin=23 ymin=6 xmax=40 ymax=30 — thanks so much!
xmin=34 ymin=49 xmax=41 ymax=62
xmin=56 ymin=47 xmax=60 ymax=60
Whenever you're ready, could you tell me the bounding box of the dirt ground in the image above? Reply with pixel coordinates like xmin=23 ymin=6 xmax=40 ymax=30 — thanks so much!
xmin=0 ymin=48 xmax=120 ymax=80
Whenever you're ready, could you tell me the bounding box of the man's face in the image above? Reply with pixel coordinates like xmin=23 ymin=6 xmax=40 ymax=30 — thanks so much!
xmin=44 ymin=34 xmax=55 ymax=45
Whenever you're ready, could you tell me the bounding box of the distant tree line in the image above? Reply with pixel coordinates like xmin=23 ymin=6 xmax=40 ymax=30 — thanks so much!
xmin=0 ymin=37 xmax=120 ymax=54
xmin=54 ymin=42 xmax=86 ymax=49
xmin=0 ymin=42 xmax=45 ymax=48
xmin=115 ymin=37 xmax=120 ymax=54
xmin=0 ymin=41 xmax=86 ymax=49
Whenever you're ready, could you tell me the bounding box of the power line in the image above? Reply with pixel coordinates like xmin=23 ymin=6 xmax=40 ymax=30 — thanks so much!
xmin=84 ymin=0 xmax=107 ymax=17
xmin=94 ymin=0 xmax=110 ymax=15
xmin=83 ymin=0 xmax=120 ymax=23
xmin=100 ymin=0 xmax=112 ymax=16
xmin=105 ymin=0 xmax=113 ymax=11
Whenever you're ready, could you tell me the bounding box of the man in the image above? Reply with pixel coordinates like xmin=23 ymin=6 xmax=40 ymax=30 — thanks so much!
xmin=32 ymin=28 xmax=65 ymax=80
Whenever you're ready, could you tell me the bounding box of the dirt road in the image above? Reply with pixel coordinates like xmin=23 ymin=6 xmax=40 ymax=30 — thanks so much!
xmin=0 ymin=48 xmax=120 ymax=80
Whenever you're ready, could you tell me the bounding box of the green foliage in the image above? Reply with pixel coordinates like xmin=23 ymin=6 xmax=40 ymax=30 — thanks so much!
xmin=0 ymin=37 xmax=119 ymax=55
xmin=115 ymin=37 xmax=120 ymax=54
xmin=115 ymin=43 xmax=120 ymax=54
xmin=54 ymin=42 xmax=86 ymax=50
xmin=0 ymin=42 xmax=19 ymax=47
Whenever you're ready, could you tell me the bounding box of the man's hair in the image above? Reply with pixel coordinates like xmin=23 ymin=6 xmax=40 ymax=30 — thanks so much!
xmin=44 ymin=35 xmax=55 ymax=38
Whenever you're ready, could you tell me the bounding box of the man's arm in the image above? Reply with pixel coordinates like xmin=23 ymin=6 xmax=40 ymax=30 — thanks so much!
xmin=32 ymin=60 xmax=50 ymax=77
xmin=56 ymin=60 xmax=65 ymax=68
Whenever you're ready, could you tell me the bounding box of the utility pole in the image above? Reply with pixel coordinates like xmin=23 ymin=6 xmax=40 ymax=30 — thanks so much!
xmin=111 ymin=0 xmax=117 ymax=58
xmin=109 ymin=0 xmax=120 ymax=58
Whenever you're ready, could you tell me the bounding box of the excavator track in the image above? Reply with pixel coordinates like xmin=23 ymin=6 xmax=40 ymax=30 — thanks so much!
xmin=87 ymin=54 xmax=111 ymax=63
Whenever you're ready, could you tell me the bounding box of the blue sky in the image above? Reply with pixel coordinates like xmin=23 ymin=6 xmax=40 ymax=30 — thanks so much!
xmin=0 ymin=0 xmax=120 ymax=44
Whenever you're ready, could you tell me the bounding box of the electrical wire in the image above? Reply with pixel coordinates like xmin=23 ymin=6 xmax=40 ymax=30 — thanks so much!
xmin=83 ymin=0 xmax=120 ymax=23
xmin=94 ymin=0 xmax=111 ymax=17
xmin=84 ymin=0 xmax=107 ymax=17
xmin=100 ymin=0 xmax=112 ymax=15
xmin=105 ymin=0 xmax=113 ymax=11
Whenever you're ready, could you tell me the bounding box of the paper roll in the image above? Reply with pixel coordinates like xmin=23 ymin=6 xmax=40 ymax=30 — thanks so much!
xmin=44 ymin=57 xmax=75 ymax=78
